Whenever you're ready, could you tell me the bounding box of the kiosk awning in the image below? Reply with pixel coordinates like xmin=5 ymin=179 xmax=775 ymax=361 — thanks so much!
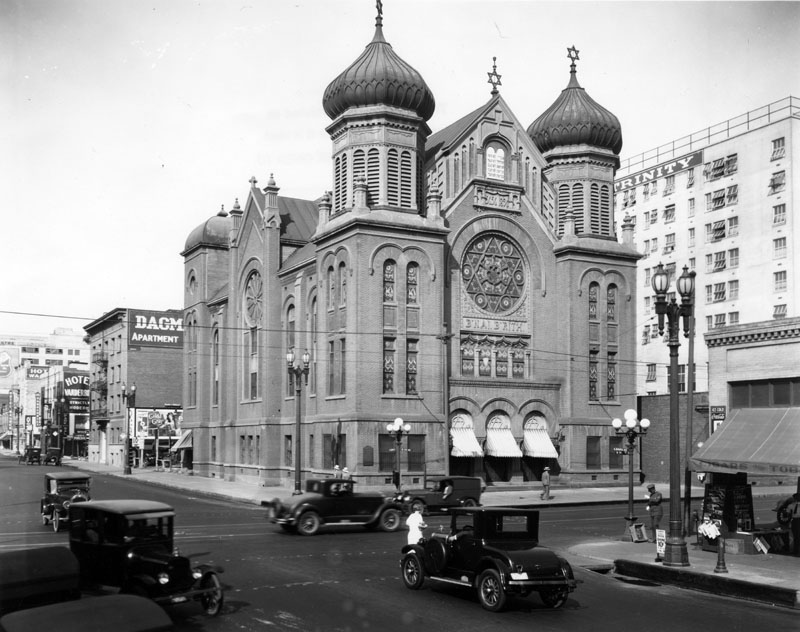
xmin=690 ymin=408 xmax=800 ymax=475
xmin=485 ymin=427 xmax=522 ymax=458
xmin=171 ymin=429 xmax=193 ymax=452
xmin=450 ymin=427 xmax=483 ymax=458
xmin=522 ymin=427 xmax=558 ymax=458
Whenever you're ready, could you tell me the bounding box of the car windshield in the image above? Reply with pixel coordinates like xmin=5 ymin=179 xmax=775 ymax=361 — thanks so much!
xmin=124 ymin=516 xmax=171 ymax=542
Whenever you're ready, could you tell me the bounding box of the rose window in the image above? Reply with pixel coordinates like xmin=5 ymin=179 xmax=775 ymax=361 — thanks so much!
xmin=244 ymin=272 xmax=263 ymax=326
xmin=461 ymin=234 xmax=525 ymax=313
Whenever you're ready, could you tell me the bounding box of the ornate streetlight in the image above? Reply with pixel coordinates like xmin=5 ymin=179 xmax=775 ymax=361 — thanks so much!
xmin=287 ymin=349 xmax=310 ymax=495
xmin=386 ymin=417 xmax=411 ymax=491
xmin=611 ymin=409 xmax=650 ymax=539
xmin=652 ymin=263 xmax=695 ymax=567
xmin=121 ymin=383 xmax=136 ymax=475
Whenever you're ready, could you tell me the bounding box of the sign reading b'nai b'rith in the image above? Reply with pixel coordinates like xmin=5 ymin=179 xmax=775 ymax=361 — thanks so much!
xmin=128 ymin=310 xmax=184 ymax=349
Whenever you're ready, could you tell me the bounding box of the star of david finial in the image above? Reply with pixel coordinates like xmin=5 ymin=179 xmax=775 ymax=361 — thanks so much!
xmin=567 ymin=45 xmax=580 ymax=70
xmin=487 ymin=56 xmax=502 ymax=96
xmin=376 ymin=0 xmax=383 ymax=26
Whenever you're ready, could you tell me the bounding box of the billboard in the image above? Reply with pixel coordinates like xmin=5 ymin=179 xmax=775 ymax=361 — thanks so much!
xmin=63 ymin=370 xmax=90 ymax=414
xmin=128 ymin=310 xmax=184 ymax=349
xmin=615 ymin=150 xmax=704 ymax=193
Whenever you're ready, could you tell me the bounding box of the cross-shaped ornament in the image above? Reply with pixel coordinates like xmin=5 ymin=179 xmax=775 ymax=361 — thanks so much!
xmin=487 ymin=57 xmax=502 ymax=95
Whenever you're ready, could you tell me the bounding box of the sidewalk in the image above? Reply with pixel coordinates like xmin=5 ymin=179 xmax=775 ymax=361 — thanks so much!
xmin=30 ymin=454 xmax=800 ymax=609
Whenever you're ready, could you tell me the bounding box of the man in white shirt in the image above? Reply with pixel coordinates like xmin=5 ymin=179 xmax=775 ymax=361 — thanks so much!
xmin=406 ymin=509 xmax=427 ymax=545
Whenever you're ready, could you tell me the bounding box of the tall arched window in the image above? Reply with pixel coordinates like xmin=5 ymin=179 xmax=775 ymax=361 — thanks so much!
xmin=338 ymin=262 xmax=347 ymax=307
xmin=600 ymin=185 xmax=611 ymax=235
xmin=400 ymin=150 xmax=412 ymax=208
xmin=406 ymin=263 xmax=418 ymax=304
xmin=383 ymin=260 xmax=396 ymax=303
xmin=212 ymin=328 xmax=219 ymax=405
xmin=486 ymin=145 xmax=505 ymax=180
xmin=287 ymin=305 xmax=296 ymax=395
xmin=572 ymin=183 xmax=585 ymax=234
xmin=327 ymin=266 xmax=335 ymax=310
xmin=367 ymin=148 xmax=380 ymax=206
xmin=387 ymin=148 xmax=399 ymax=206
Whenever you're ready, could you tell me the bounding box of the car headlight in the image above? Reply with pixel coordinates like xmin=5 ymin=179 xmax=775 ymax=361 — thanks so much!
xmin=192 ymin=570 xmax=203 ymax=580
xmin=402 ymin=494 xmax=411 ymax=502
xmin=157 ymin=573 xmax=170 ymax=585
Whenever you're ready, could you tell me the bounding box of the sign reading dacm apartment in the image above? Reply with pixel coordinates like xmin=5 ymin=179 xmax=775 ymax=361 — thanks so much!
xmin=129 ymin=309 xmax=184 ymax=349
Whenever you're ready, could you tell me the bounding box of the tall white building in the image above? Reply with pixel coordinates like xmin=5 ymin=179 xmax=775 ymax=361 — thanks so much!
xmin=615 ymin=97 xmax=798 ymax=395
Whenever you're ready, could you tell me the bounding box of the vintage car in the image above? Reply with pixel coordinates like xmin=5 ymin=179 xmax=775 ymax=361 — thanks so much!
xmin=262 ymin=478 xmax=403 ymax=536
xmin=22 ymin=447 xmax=41 ymax=465
xmin=400 ymin=507 xmax=577 ymax=612
xmin=396 ymin=476 xmax=484 ymax=514
xmin=68 ymin=500 xmax=224 ymax=616
xmin=0 ymin=546 xmax=80 ymax=616
xmin=41 ymin=472 xmax=92 ymax=532
xmin=43 ymin=447 xmax=62 ymax=466
xmin=0 ymin=595 xmax=172 ymax=632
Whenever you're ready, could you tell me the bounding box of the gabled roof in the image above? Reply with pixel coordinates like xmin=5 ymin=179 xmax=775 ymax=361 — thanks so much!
xmin=248 ymin=188 xmax=319 ymax=243
xmin=425 ymin=95 xmax=500 ymax=164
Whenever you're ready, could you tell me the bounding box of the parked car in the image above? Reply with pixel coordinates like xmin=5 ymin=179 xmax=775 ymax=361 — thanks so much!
xmin=0 ymin=595 xmax=172 ymax=632
xmin=21 ymin=447 xmax=41 ymax=465
xmin=0 ymin=546 xmax=80 ymax=616
xmin=41 ymin=472 xmax=92 ymax=532
xmin=262 ymin=478 xmax=403 ymax=536
xmin=399 ymin=507 xmax=577 ymax=612
xmin=43 ymin=447 xmax=62 ymax=466
xmin=396 ymin=476 xmax=484 ymax=514
xmin=68 ymin=500 xmax=224 ymax=616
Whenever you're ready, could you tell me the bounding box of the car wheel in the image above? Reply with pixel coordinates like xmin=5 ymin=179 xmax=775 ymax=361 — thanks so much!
xmin=401 ymin=552 xmax=425 ymax=590
xmin=297 ymin=511 xmax=321 ymax=536
xmin=777 ymin=507 xmax=792 ymax=526
xmin=540 ymin=587 xmax=569 ymax=609
xmin=200 ymin=572 xmax=224 ymax=616
xmin=477 ymin=569 xmax=507 ymax=612
xmin=462 ymin=498 xmax=478 ymax=507
xmin=379 ymin=508 xmax=401 ymax=532
xmin=52 ymin=511 xmax=61 ymax=532
xmin=410 ymin=499 xmax=426 ymax=514
xmin=41 ymin=506 xmax=49 ymax=525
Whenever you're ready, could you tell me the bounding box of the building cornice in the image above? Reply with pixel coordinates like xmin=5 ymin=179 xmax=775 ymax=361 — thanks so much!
xmin=705 ymin=317 xmax=800 ymax=348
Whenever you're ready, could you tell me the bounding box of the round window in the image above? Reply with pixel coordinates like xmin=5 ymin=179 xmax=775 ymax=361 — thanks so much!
xmin=244 ymin=272 xmax=263 ymax=326
xmin=461 ymin=234 xmax=525 ymax=313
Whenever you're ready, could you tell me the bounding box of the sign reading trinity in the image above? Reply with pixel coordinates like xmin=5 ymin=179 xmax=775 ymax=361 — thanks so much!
xmin=128 ymin=310 xmax=184 ymax=349
xmin=614 ymin=150 xmax=703 ymax=193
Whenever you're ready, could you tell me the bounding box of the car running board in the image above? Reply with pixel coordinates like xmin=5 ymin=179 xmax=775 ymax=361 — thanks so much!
xmin=427 ymin=575 xmax=472 ymax=588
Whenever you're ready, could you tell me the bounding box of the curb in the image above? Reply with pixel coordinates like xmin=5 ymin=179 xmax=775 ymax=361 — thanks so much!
xmin=613 ymin=559 xmax=800 ymax=610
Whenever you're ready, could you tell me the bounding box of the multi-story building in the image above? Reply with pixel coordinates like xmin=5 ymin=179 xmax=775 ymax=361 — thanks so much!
xmin=182 ymin=9 xmax=641 ymax=489
xmin=84 ymin=308 xmax=184 ymax=468
xmin=616 ymin=97 xmax=798 ymax=395
xmin=0 ymin=328 xmax=89 ymax=452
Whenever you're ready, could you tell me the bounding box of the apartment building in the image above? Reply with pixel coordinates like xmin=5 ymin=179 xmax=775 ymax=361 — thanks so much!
xmin=615 ymin=97 xmax=798 ymax=395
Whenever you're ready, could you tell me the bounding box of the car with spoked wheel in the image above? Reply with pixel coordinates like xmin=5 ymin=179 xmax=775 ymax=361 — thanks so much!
xmin=41 ymin=472 xmax=92 ymax=532
xmin=399 ymin=507 xmax=577 ymax=612
xmin=395 ymin=476 xmax=484 ymax=514
xmin=262 ymin=478 xmax=403 ymax=536
xmin=68 ymin=500 xmax=224 ymax=616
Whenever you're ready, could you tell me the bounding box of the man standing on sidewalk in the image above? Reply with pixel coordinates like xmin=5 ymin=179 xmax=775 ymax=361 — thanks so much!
xmin=540 ymin=467 xmax=551 ymax=500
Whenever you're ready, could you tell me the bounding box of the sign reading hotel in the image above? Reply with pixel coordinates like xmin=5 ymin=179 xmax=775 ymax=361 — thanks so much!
xmin=614 ymin=150 xmax=703 ymax=193
xmin=129 ymin=310 xmax=184 ymax=349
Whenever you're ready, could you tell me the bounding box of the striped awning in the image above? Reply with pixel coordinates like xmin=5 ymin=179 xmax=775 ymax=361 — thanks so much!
xmin=450 ymin=426 xmax=484 ymax=458
xmin=485 ymin=427 xmax=523 ymax=458
xmin=522 ymin=426 xmax=558 ymax=458
xmin=171 ymin=429 xmax=193 ymax=452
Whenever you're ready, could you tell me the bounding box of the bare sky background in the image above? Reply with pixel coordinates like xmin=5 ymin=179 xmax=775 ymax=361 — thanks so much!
xmin=2 ymin=0 xmax=798 ymax=336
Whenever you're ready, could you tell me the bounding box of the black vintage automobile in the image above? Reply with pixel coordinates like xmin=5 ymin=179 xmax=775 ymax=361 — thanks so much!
xmin=43 ymin=447 xmax=62 ymax=466
xmin=400 ymin=507 xmax=577 ymax=612
xmin=22 ymin=447 xmax=42 ymax=465
xmin=262 ymin=478 xmax=403 ymax=536
xmin=396 ymin=476 xmax=485 ymax=514
xmin=41 ymin=472 xmax=92 ymax=532
xmin=68 ymin=500 xmax=224 ymax=616
xmin=0 ymin=546 xmax=80 ymax=616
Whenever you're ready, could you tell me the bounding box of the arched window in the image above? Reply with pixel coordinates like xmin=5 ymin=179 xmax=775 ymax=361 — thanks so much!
xmin=572 ymin=183 xmax=584 ymax=234
xmin=383 ymin=260 xmax=396 ymax=302
xmin=387 ymin=148 xmax=399 ymax=206
xmin=367 ymin=148 xmax=380 ymax=206
xmin=406 ymin=262 xmax=418 ymax=304
xmin=401 ymin=150 xmax=412 ymax=208
xmin=486 ymin=145 xmax=505 ymax=180
xmin=212 ymin=328 xmax=219 ymax=405
xmin=590 ymin=183 xmax=600 ymax=233
xmin=589 ymin=282 xmax=599 ymax=320
xmin=600 ymin=185 xmax=611 ymax=235
xmin=339 ymin=262 xmax=347 ymax=306
xmin=287 ymin=305 xmax=296 ymax=395
xmin=327 ymin=266 xmax=335 ymax=310
xmin=310 ymin=297 xmax=317 ymax=394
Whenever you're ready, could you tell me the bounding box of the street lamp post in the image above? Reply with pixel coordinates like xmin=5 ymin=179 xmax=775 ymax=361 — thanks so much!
xmin=611 ymin=409 xmax=650 ymax=540
xmin=287 ymin=349 xmax=310 ymax=495
xmin=14 ymin=406 xmax=22 ymax=455
xmin=652 ymin=263 xmax=695 ymax=567
xmin=121 ymin=383 xmax=136 ymax=475
xmin=387 ymin=417 xmax=411 ymax=492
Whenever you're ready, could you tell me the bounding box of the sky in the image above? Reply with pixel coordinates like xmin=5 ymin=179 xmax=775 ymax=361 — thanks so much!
xmin=2 ymin=0 xmax=798 ymax=336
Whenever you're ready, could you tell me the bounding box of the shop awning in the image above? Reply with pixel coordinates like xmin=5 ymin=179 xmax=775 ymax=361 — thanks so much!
xmin=485 ymin=427 xmax=523 ymax=458
xmin=450 ymin=427 xmax=483 ymax=458
xmin=690 ymin=408 xmax=800 ymax=475
xmin=171 ymin=429 xmax=193 ymax=452
xmin=0 ymin=431 xmax=11 ymax=441
xmin=522 ymin=427 xmax=558 ymax=458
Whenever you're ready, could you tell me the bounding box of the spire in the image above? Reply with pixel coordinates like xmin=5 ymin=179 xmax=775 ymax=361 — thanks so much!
xmin=566 ymin=45 xmax=580 ymax=88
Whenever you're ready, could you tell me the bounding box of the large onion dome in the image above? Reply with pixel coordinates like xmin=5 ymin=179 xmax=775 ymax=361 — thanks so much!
xmin=322 ymin=16 xmax=435 ymax=121
xmin=528 ymin=59 xmax=622 ymax=155
xmin=183 ymin=206 xmax=230 ymax=253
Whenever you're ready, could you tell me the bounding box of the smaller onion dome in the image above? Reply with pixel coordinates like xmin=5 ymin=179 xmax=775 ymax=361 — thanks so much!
xmin=322 ymin=15 xmax=435 ymax=121
xmin=183 ymin=206 xmax=231 ymax=253
xmin=528 ymin=49 xmax=622 ymax=155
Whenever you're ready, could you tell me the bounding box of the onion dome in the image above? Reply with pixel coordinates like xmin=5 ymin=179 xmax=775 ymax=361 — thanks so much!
xmin=183 ymin=206 xmax=230 ymax=253
xmin=528 ymin=47 xmax=622 ymax=155
xmin=322 ymin=14 xmax=435 ymax=121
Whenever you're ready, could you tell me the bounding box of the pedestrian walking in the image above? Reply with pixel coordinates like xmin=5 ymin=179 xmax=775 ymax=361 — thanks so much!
xmin=540 ymin=467 xmax=551 ymax=500
xmin=333 ymin=464 xmax=342 ymax=479
xmin=342 ymin=467 xmax=352 ymax=480
xmin=406 ymin=508 xmax=427 ymax=545
xmin=645 ymin=483 xmax=663 ymax=541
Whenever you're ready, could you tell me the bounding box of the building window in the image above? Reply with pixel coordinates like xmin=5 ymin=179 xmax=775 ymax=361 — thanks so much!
xmin=728 ymin=248 xmax=739 ymax=268
xmin=713 ymin=283 xmax=726 ymax=302
xmin=677 ymin=365 xmax=687 ymax=393
xmin=486 ymin=144 xmax=506 ymax=180
xmin=649 ymin=209 xmax=658 ymax=225
xmin=642 ymin=183 xmax=650 ymax=200
xmin=774 ymin=237 xmax=787 ymax=259
xmin=728 ymin=216 xmax=739 ymax=237
xmin=729 ymin=312 xmax=739 ymax=325
xmin=704 ymin=285 xmax=713 ymax=304
xmin=773 ymin=204 xmax=786 ymax=225
xmin=711 ymin=189 xmax=726 ymax=209
xmin=714 ymin=314 xmax=726 ymax=328
xmin=406 ymin=263 xmax=418 ymax=304
xmin=664 ymin=233 xmax=675 ymax=254
xmin=713 ymin=251 xmax=726 ymax=271
xmin=726 ymin=184 xmax=738 ymax=205
xmin=771 ymin=137 xmax=785 ymax=161
xmin=646 ymin=364 xmax=657 ymax=381
xmin=383 ymin=260 xmax=395 ymax=302
xmin=339 ymin=263 xmax=347 ymax=307
xmin=773 ymin=304 xmax=787 ymax=319
xmin=688 ymin=227 xmax=695 ymax=248
xmin=383 ymin=338 xmax=395 ymax=394
xmin=731 ymin=377 xmax=800 ymax=408
xmin=212 ymin=329 xmax=219 ymax=405
xmin=588 ymin=283 xmax=598 ymax=319
xmin=407 ymin=435 xmax=425 ymax=471
xmin=586 ymin=436 xmax=601 ymax=469
xmin=651 ymin=238 xmax=658 ymax=253
xmin=769 ymin=171 xmax=786 ymax=194
xmin=663 ymin=204 xmax=675 ymax=223
xmin=686 ymin=168 xmax=695 ymax=188
xmin=688 ymin=198 xmax=695 ymax=217
xmin=642 ymin=325 xmax=650 ymax=345
xmin=378 ymin=434 xmax=395 ymax=472
xmin=607 ymin=352 xmax=616 ymax=400
xmin=339 ymin=339 xmax=346 ymax=394
xmin=774 ymin=270 xmax=787 ymax=292
xmin=728 ymin=279 xmax=739 ymax=300
xmin=663 ymin=175 xmax=675 ymax=195
xmin=724 ymin=154 xmax=738 ymax=175
xmin=286 ymin=305 xmax=296 ymax=396
xmin=609 ymin=436 xmax=624 ymax=469
xmin=406 ymin=340 xmax=418 ymax=395
xmin=588 ymin=351 xmax=598 ymax=401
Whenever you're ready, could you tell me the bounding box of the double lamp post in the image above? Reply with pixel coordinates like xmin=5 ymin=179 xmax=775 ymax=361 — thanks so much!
xmin=287 ymin=349 xmax=310 ymax=495
xmin=651 ymin=262 xmax=695 ymax=567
